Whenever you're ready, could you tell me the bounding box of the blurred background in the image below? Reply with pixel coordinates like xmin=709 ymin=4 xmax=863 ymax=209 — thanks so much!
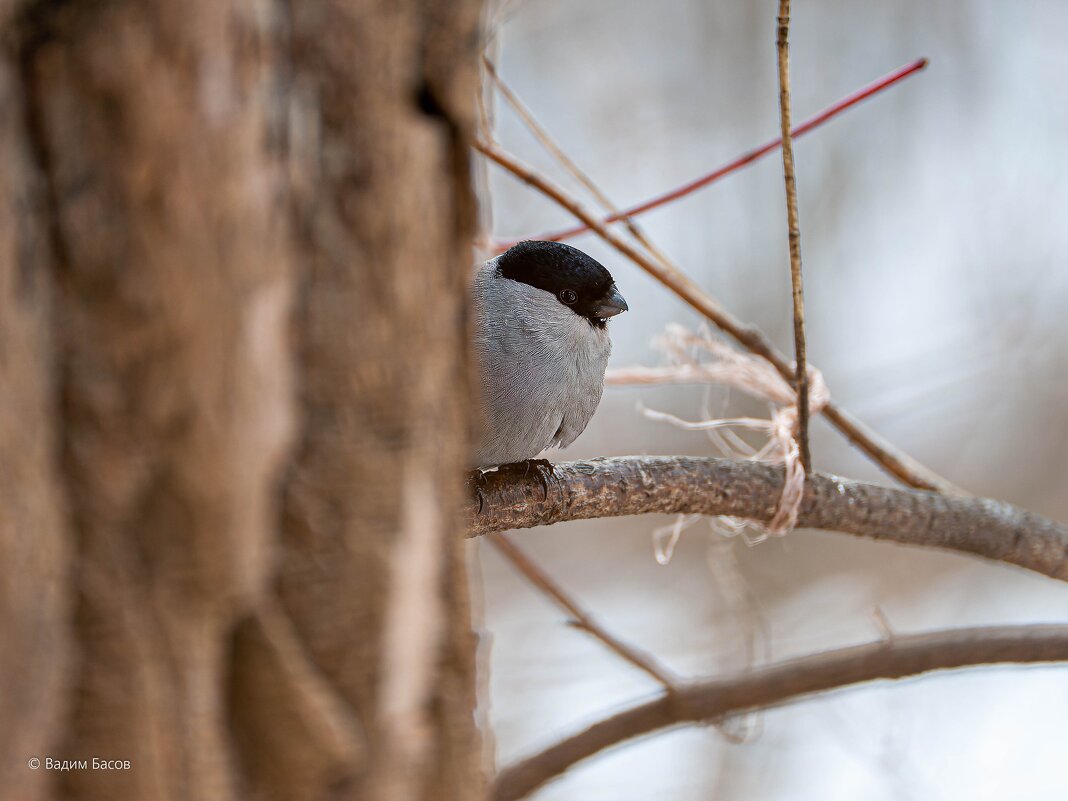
xmin=471 ymin=1 xmax=1068 ymax=799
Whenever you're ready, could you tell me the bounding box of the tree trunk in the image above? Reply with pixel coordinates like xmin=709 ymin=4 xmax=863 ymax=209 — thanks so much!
xmin=0 ymin=1 xmax=483 ymax=800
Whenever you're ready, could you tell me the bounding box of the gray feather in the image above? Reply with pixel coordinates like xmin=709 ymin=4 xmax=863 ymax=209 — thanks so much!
xmin=472 ymin=259 xmax=612 ymax=467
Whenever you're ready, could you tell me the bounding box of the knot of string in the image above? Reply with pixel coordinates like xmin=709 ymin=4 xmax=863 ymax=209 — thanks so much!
xmin=605 ymin=324 xmax=829 ymax=541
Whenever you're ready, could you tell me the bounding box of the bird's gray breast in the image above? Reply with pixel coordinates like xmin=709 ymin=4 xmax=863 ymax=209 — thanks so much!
xmin=472 ymin=266 xmax=612 ymax=467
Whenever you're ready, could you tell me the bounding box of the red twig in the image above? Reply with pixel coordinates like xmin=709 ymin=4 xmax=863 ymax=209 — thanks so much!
xmin=497 ymin=58 xmax=927 ymax=249
xmin=476 ymin=140 xmax=960 ymax=493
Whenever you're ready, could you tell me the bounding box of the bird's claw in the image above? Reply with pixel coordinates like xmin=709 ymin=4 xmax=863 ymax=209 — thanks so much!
xmin=472 ymin=460 xmax=555 ymax=509
xmin=469 ymin=470 xmax=491 ymax=515
xmin=522 ymin=458 xmax=555 ymax=500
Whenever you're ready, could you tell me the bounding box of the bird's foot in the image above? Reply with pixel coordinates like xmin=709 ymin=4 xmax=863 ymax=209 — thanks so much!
xmin=469 ymin=469 xmax=491 ymax=515
xmin=472 ymin=460 xmax=556 ymax=508
xmin=520 ymin=458 xmax=555 ymax=500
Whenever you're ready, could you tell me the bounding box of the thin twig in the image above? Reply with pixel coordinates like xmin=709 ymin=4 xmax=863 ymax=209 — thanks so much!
xmin=483 ymin=56 xmax=677 ymax=270
xmin=775 ymin=0 xmax=811 ymax=470
xmin=483 ymin=64 xmax=682 ymax=693
xmin=488 ymin=534 xmax=679 ymax=691
xmin=491 ymin=624 xmax=1068 ymax=801
xmin=500 ymin=58 xmax=928 ymax=248
xmin=465 ymin=457 xmax=1068 ymax=582
xmin=474 ymin=139 xmax=959 ymax=494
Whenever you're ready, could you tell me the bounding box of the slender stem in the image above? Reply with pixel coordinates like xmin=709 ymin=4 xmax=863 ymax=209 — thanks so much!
xmin=474 ymin=140 xmax=960 ymax=494
xmin=483 ymin=56 xmax=677 ymax=270
xmin=776 ymin=0 xmax=811 ymax=470
xmin=491 ymin=624 xmax=1068 ymax=801
xmin=499 ymin=58 xmax=928 ymax=248
xmin=489 ymin=534 xmax=679 ymax=691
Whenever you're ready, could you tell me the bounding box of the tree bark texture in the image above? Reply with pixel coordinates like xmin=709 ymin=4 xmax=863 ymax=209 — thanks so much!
xmin=0 ymin=19 xmax=69 ymax=800
xmin=467 ymin=457 xmax=1068 ymax=581
xmin=1 ymin=1 xmax=483 ymax=800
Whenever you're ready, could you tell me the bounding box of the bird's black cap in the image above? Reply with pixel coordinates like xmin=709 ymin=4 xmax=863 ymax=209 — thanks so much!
xmin=496 ymin=240 xmax=627 ymax=325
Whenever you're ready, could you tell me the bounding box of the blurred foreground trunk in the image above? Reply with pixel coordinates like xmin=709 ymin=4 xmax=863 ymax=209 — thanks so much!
xmin=0 ymin=1 xmax=482 ymax=800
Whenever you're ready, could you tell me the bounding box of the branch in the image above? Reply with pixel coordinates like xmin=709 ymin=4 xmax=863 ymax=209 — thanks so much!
xmin=483 ymin=56 xmax=678 ymax=273
xmin=466 ymin=457 xmax=1068 ymax=582
xmin=491 ymin=624 xmax=1068 ymax=801
xmin=489 ymin=534 xmax=679 ymax=690
xmin=475 ymin=140 xmax=959 ymax=495
xmin=501 ymin=58 xmax=928 ymax=248
xmin=776 ymin=0 xmax=811 ymax=470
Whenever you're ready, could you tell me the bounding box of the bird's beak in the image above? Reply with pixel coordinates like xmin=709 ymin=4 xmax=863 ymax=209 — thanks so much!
xmin=591 ymin=288 xmax=628 ymax=319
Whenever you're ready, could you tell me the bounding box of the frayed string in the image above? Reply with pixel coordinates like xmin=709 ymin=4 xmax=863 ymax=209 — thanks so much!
xmin=607 ymin=324 xmax=829 ymax=545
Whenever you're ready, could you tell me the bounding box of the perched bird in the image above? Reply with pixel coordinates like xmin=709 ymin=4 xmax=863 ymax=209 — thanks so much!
xmin=472 ymin=240 xmax=628 ymax=468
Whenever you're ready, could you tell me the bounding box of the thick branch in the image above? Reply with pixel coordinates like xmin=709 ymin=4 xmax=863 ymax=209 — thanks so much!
xmin=491 ymin=624 xmax=1068 ymax=801
xmin=466 ymin=457 xmax=1068 ymax=582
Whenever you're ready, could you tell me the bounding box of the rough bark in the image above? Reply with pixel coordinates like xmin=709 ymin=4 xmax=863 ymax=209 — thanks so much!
xmin=467 ymin=457 xmax=1068 ymax=581
xmin=260 ymin=2 xmax=483 ymax=800
xmin=1 ymin=1 xmax=483 ymax=800
xmin=0 ymin=35 xmax=69 ymax=801
xmin=18 ymin=1 xmax=296 ymax=798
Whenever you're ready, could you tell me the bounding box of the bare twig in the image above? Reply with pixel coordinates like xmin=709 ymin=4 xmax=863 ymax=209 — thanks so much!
xmin=483 ymin=56 xmax=676 ymax=270
xmin=465 ymin=457 xmax=1068 ymax=582
xmin=474 ymin=140 xmax=958 ymax=494
xmin=776 ymin=0 xmax=811 ymax=471
xmin=489 ymin=534 xmax=679 ymax=690
xmin=501 ymin=58 xmax=928 ymax=248
xmin=484 ymin=53 xmax=813 ymax=509
xmin=483 ymin=65 xmax=683 ymax=692
xmin=491 ymin=624 xmax=1068 ymax=801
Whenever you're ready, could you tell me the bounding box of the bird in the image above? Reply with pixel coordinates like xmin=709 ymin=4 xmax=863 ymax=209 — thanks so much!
xmin=472 ymin=240 xmax=628 ymax=468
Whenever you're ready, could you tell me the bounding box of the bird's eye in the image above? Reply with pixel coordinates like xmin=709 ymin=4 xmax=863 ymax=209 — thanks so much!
xmin=559 ymin=289 xmax=578 ymax=305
